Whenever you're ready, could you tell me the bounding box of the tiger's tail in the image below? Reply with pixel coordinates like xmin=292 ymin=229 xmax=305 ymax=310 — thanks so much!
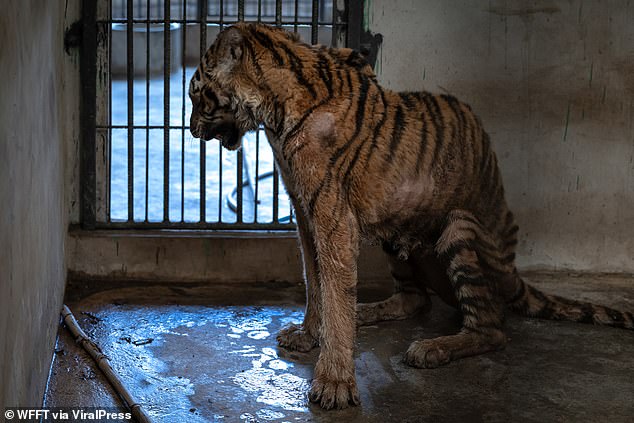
xmin=507 ymin=275 xmax=634 ymax=330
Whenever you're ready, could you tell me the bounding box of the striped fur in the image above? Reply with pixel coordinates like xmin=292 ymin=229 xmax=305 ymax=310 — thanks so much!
xmin=189 ymin=23 xmax=633 ymax=410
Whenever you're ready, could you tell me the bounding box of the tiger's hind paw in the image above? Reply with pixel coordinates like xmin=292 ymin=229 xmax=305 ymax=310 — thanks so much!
xmin=404 ymin=339 xmax=452 ymax=369
xmin=404 ymin=330 xmax=506 ymax=368
xmin=276 ymin=323 xmax=319 ymax=352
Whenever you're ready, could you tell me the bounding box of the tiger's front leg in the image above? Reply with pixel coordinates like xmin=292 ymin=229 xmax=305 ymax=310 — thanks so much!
xmin=277 ymin=204 xmax=321 ymax=352
xmin=307 ymin=206 xmax=361 ymax=409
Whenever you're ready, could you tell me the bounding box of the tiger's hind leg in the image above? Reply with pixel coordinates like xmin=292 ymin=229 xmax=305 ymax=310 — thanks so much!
xmin=357 ymin=243 xmax=431 ymax=326
xmin=404 ymin=210 xmax=507 ymax=368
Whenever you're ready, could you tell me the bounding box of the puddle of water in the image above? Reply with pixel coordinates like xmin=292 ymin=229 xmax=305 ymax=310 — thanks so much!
xmin=268 ymin=360 xmax=289 ymax=371
xmin=230 ymin=342 xmax=306 ymax=413
xmin=257 ymin=409 xmax=286 ymax=420
xmin=247 ymin=330 xmax=271 ymax=339
xmin=84 ymin=305 xmax=307 ymax=422
xmin=232 ymin=365 xmax=309 ymax=412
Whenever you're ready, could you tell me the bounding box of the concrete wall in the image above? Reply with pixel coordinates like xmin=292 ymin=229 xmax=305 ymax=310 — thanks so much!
xmin=367 ymin=0 xmax=634 ymax=272
xmin=68 ymin=230 xmax=391 ymax=284
xmin=0 ymin=0 xmax=80 ymax=407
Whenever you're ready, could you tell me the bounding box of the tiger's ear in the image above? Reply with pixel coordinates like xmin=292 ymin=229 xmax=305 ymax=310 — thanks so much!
xmin=216 ymin=26 xmax=244 ymax=69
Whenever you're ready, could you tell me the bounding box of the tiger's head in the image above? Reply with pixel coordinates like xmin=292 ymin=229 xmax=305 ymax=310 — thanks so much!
xmin=188 ymin=23 xmax=269 ymax=151
xmin=189 ymin=23 xmax=308 ymax=150
xmin=188 ymin=65 xmax=244 ymax=150
xmin=189 ymin=22 xmax=377 ymax=150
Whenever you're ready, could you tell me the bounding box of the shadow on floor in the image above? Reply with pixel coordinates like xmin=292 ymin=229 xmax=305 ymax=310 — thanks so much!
xmin=46 ymin=273 xmax=634 ymax=422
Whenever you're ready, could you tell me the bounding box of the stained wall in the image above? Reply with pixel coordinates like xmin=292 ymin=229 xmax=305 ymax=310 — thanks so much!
xmin=0 ymin=0 xmax=80 ymax=407
xmin=368 ymin=0 xmax=634 ymax=271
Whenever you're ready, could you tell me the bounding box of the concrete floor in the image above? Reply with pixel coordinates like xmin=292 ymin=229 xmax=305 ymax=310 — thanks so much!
xmin=46 ymin=273 xmax=634 ymax=422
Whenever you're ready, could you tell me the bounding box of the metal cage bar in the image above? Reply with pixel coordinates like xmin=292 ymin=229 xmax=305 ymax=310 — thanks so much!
xmin=311 ymin=0 xmax=318 ymax=43
xmin=95 ymin=1 xmax=111 ymax=224
xmin=144 ymin=0 xmax=151 ymax=222
xmin=163 ymin=0 xmax=172 ymax=222
xmin=106 ymin=1 xmax=113 ymax=223
xmin=80 ymin=0 xmax=97 ymax=229
xmin=126 ymin=0 xmax=134 ymax=222
xmin=180 ymin=0 xmax=187 ymax=222
xmin=85 ymin=0 xmax=351 ymax=231
xmin=199 ymin=0 xmax=208 ymax=222
xmin=103 ymin=18 xmax=336 ymax=25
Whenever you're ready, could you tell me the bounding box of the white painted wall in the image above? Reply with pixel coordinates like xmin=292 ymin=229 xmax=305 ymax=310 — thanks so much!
xmin=367 ymin=0 xmax=634 ymax=272
xmin=0 ymin=0 xmax=80 ymax=407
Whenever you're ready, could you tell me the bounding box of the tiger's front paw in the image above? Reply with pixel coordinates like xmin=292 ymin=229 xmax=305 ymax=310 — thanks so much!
xmin=308 ymin=377 xmax=360 ymax=410
xmin=276 ymin=323 xmax=319 ymax=352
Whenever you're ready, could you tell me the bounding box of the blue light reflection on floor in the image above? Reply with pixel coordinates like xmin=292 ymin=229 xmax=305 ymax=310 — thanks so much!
xmin=89 ymin=304 xmax=309 ymax=422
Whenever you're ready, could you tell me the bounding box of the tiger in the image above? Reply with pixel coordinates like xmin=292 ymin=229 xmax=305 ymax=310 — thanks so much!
xmin=188 ymin=23 xmax=634 ymax=410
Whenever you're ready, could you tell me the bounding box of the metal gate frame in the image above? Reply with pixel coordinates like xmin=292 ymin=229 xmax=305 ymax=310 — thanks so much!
xmin=79 ymin=0 xmax=365 ymax=230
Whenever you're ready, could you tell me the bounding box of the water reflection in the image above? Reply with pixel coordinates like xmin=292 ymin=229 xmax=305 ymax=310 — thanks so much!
xmin=85 ymin=304 xmax=308 ymax=422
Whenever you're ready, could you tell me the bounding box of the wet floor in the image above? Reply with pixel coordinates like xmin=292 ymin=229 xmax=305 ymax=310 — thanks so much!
xmin=46 ymin=274 xmax=634 ymax=422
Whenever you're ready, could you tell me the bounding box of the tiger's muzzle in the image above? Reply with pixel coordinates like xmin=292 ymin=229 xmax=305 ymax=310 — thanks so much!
xmin=190 ymin=115 xmax=243 ymax=151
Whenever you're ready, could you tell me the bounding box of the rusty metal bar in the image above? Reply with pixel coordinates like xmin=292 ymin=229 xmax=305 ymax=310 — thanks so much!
xmin=80 ymin=0 xmax=97 ymax=229
xmin=95 ymin=1 xmax=110 ymax=224
xmin=107 ymin=0 xmax=113 ymax=222
xmin=331 ymin=0 xmax=347 ymax=47
xmin=62 ymin=305 xmax=153 ymax=423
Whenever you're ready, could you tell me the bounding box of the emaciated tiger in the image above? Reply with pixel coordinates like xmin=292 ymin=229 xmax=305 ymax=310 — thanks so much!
xmin=188 ymin=23 xmax=633 ymax=410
